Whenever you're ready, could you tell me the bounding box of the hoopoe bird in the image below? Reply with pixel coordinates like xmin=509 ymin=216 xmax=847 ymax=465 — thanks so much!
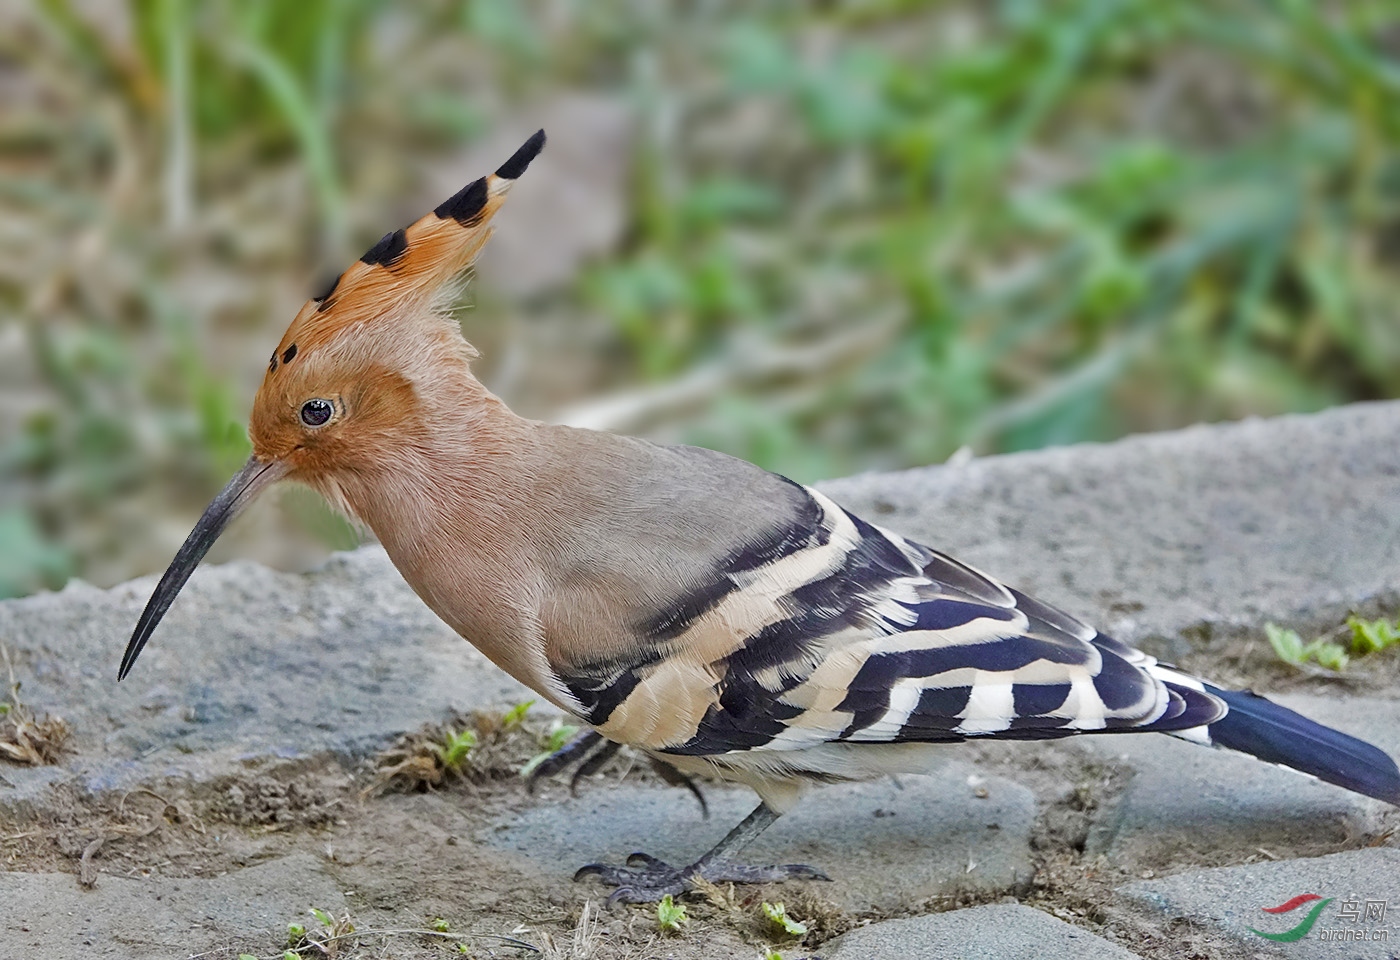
xmin=121 ymin=130 xmax=1400 ymax=904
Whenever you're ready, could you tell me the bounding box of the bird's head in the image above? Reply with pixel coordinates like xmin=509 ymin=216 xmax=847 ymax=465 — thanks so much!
xmin=118 ymin=130 xmax=547 ymax=681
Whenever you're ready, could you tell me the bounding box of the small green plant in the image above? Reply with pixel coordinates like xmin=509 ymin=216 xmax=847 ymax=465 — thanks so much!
xmin=520 ymin=717 xmax=582 ymax=776
xmin=1346 ymin=616 xmax=1400 ymax=655
xmin=540 ymin=718 xmax=580 ymax=753
xmin=434 ymin=728 xmax=478 ymax=772
xmin=1265 ymin=623 xmax=1349 ymax=671
xmin=760 ymin=901 xmax=808 ymax=937
xmin=431 ymin=917 xmax=451 ymax=933
xmin=656 ymin=893 xmax=689 ymax=933
xmin=286 ymin=921 xmax=307 ymax=944
xmin=308 ymin=907 xmax=335 ymax=927
xmin=283 ymin=952 xmax=299 ymax=960
xmin=762 ymin=951 xmax=785 ymax=960
xmin=500 ymin=700 xmax=534 ymax=727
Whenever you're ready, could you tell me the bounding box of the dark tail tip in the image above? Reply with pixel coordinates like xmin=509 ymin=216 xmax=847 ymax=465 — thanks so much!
xmin=495 ymin=129 xmax=547 ymax=180
xmin=1207 ymin=685 xmax=1400 ymax=806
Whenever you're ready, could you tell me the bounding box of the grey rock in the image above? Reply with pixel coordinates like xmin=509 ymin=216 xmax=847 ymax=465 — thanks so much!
xmin=824 ymin=903 xmax=1145 ymax=960
xmin=0 ymin=852 xmax=345 ymax=960
xmin=1117 ymin=848 xmax=1400 ymax=960
xmin=0 ymin=548 xmax=536 ymax=808
xmin=488 ymin=763 xmax=1036 ymax=913
xmin=820 ymin=401 xmax=1400 ymax=656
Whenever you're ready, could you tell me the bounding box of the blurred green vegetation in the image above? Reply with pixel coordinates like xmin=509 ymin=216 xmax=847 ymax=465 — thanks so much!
xmin=2 ymin=0 xmax=1399 ymax=598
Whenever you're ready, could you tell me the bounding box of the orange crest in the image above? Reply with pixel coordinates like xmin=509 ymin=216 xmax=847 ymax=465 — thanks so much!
xmin=265 ymin=129 xmax=545 ymax=376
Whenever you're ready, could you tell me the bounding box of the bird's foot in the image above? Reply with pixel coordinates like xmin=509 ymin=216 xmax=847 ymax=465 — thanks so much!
xmin=574 ymin=851 xmax=829 ymax=905
xmin=525 ymin=730 xmax=710 ymax=817
xmin=525 ymin=730 xmax=618 ymax=795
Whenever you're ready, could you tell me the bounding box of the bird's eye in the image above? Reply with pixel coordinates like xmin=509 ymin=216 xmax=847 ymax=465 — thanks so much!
xmin=300 ymin=398 xmax=334 ymax=427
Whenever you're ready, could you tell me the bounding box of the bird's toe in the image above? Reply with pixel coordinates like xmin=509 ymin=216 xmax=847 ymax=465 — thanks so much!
xmin=702 ymin=861 xmax=831 ymax=884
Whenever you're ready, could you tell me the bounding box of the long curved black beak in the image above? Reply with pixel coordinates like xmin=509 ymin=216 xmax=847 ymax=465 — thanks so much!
xmin=118 ymin=455 xmax=287 ymax=681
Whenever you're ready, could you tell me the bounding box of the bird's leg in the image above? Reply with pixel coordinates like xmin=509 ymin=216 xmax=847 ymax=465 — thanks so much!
xmin=569 ymin=738 xmax=621 ymax=794
xmin=574 ymin=802 xmax=829 ymax=905
xmin=526 ymin=733 xmax=613 ymax=794
xmin=527 ymin=730 xmax=710 ymax=816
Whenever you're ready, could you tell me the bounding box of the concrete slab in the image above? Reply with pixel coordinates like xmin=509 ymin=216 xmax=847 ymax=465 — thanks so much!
xmin=487 ymin=765 xmax=1036 ymax=913
xmin=824 ymin=903 xmax=1145 ymax=960
xmin=0 ymin=548 xmax=537 ymax=807
xmin=0 ymin=852 xmax=345 ymax=960
xmin=1117 ymin=849 xmax=1400 ymax=959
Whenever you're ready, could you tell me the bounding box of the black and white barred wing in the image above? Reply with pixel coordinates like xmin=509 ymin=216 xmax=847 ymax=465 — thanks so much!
xmin=558 ymin=483 xmax=1225 ymax=758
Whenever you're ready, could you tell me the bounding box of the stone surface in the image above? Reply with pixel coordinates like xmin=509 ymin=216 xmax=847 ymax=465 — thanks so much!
xmin=1083 ymin=696 xmax=1400 ymax=862
xmin=488 ymin=764 xmax=1036 ymax=913
xmin=824 ymin=904 xmax=1145 ymax=960
xmin=1117 ymin=849 xmax=1400 ymax=959
xmin=0 ymin=548 xmax=537 ymax=807
xmin=821 ymin=401 xmax=1400 ymax=656
xmin=0 ymin=853 xmax=345 ymax=960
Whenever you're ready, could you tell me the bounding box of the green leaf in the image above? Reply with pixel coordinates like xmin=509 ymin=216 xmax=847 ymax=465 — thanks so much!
xmin=761 ymin=901 xmax=808 ymax=937
xmin=1347 ymin=616 xmax=1400 ymax=655
xmin=501 ymin=701 xmax=534 ymax=727
xmin=519 ymin=720 xmax=581 ymax=777
xmin=1304 ymin=639 xmax=1349 ymax=671
xmin=431 ymin=917 xmax=451 ymax=933
xmin=308 ymin=907 xmax=333 ymax=926
xmin=656 ymin=894 xmax=688 ymax=932
xmin=435 ymin=729 xmax=477 ymax=770
xmin=1265 ymin=623 xmax=1305 ymax=665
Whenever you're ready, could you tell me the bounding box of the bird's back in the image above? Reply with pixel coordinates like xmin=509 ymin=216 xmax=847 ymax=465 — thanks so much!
xmin=526 ymin=429 xmax=1221 ymax=762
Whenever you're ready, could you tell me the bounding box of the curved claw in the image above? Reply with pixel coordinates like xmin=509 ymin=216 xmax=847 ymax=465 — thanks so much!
xmin=624 ymin=851 xmax=671 ymax=869
xmin=572 ymin=861 xmax=616 ymax=882
xmin=699 ymin=861 xmax=832 ymax=885
xmin=569 ymin=738 xmax=621 ymax=796
xmin=575 ymin=851 xmax=831 ymax=903
xmin=647 ymin=757 xmax=711 ymax=819
xmin=606 ymin=880 xmax=685 ymax=907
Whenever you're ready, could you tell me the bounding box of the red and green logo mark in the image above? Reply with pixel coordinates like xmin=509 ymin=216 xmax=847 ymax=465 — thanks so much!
xmin=1248 ymin=894 xmax=1333 ymax=942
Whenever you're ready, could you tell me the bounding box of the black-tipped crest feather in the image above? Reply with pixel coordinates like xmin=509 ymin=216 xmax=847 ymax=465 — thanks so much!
xmin=495 ymin=129 xmax=547 ymax=180
xmin=434 ymin=177 xmax=489 ymax=225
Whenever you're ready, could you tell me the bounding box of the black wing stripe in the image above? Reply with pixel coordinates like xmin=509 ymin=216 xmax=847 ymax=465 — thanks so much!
xmin=560 ymin=480 xmax=1230 ymax=758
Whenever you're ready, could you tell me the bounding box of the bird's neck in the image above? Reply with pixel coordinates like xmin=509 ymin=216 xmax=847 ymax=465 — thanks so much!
xmin=327 ymin=387 xmax=566 ymax=700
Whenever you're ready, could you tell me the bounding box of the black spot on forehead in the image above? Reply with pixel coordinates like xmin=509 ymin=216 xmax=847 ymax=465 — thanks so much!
xmin=360 ymin=228 xmax=408 ymax=268
xmin=434 ymin=177 xmax=488 ymax=226
xmin=281 ymin=343 xmax=298 ymax=365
